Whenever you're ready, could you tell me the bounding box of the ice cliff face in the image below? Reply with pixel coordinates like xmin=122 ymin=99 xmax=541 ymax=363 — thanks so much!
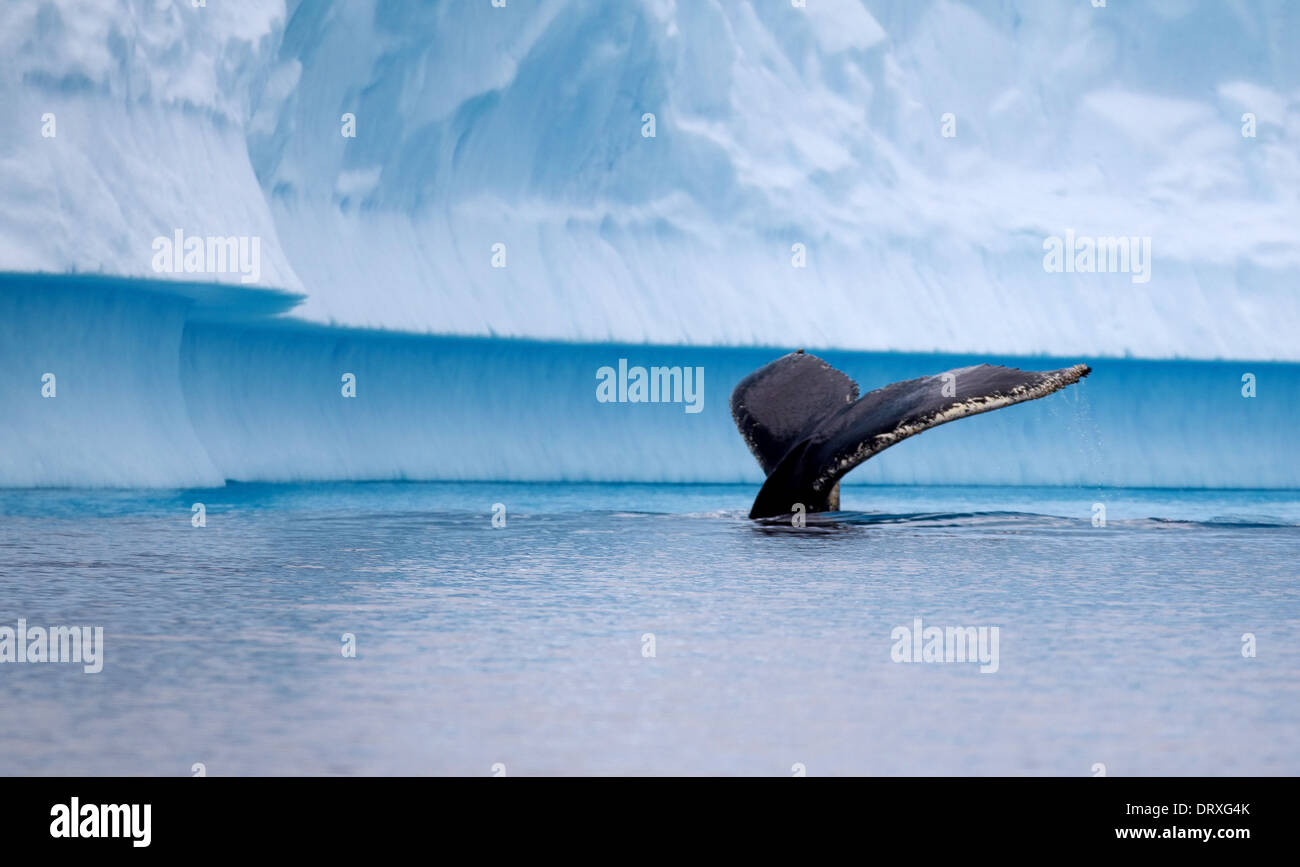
xmin=0 ymin=0 xmax=299 ymax=288
xmin=2 ymin=0 xmax=1298 ymax=359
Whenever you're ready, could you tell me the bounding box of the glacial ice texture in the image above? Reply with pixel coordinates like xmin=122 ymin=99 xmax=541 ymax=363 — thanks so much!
xmin=1 ymin=0 xmax=1298 ymax=358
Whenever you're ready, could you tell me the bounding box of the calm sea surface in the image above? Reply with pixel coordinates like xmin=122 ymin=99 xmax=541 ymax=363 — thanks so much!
xmin=1 ymin=482 xmax=1297 ymax=775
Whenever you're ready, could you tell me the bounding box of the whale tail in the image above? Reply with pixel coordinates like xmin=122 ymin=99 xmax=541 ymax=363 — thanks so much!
xmin=730 ymin=351 xmax=1091 ymax=519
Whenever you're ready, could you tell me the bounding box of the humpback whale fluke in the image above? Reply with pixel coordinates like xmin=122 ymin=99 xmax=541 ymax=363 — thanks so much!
xmin=731 ymin=352 xmax=1091 ymax=519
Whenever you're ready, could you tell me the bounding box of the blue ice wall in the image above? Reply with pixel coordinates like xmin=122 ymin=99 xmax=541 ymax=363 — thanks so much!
xmin=1 ymin=275 xmax=1295 ymax=489
xmin=0 ymin=277 xmax=219 ymax=486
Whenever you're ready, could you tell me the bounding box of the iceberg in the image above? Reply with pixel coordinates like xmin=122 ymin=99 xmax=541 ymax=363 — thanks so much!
xmin=0 ymin=0 xmax=1296 ymax=358
xmin=2 ymin=273 xmax=1295 ymax=489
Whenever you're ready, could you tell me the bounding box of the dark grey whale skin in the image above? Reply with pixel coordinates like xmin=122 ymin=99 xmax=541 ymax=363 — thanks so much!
xmin=730 ymin=351 xmax=1091 ymax=520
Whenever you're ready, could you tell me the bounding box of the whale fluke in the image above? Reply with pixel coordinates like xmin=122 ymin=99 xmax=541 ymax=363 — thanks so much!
xmin=731 ymin=352 xmax=1091 ymax=519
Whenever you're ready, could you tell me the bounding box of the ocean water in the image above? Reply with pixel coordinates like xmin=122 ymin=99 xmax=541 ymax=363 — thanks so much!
xmin=1 ymin=481 xmax=1297 ymax=776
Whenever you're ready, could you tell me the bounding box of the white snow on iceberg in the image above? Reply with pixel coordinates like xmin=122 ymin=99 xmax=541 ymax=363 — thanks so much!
xmin=1 ymin=0 xmax=1298 ymax=359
